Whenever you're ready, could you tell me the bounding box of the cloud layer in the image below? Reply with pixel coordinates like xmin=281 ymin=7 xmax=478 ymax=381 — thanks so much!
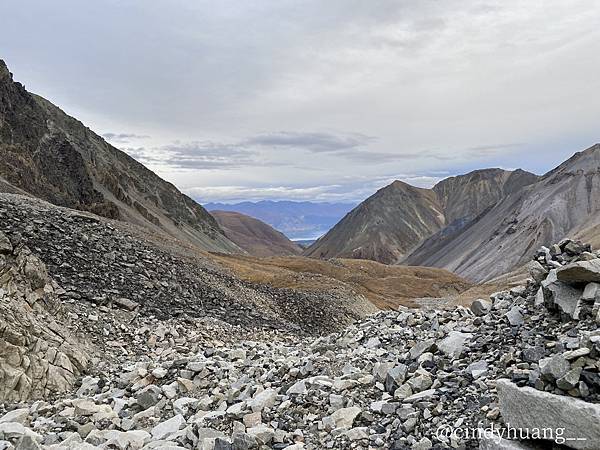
xmin=1 ymin=1 xmax=599 ymax=202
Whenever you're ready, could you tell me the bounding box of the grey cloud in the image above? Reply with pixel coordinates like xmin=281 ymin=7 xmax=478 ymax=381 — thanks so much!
xmin=102 ymin=133 xmax=150 ymax=144
xmin=187 ymin=172 xmax=445 ymax=203
xmin=129 ymin=141 xmax=260 ymax=170
xmin=244 ymin=131 xmax=376 ymax=153
xmin=464 ymin=143 xmax=525 ymax=158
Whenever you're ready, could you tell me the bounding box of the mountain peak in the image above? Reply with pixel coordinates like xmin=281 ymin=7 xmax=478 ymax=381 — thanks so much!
xmin=544 ymin=143 xmax=600 ymax=177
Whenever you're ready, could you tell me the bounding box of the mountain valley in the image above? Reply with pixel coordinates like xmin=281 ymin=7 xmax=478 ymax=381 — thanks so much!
xmin=1 ymin=56 xmax=600 ymax=450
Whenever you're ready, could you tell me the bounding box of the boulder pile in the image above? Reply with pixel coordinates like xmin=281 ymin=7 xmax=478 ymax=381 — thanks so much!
xmin=1 ymin=231 xmax=599 ymax=449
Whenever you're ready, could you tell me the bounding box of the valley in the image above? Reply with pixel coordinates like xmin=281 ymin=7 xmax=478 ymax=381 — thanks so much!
xmin=1 ymin=51 xmax=599 ymax=450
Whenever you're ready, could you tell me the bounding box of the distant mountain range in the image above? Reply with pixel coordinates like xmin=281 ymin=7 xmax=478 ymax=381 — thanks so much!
xmin=204 ymin=201 xmax=356 ymax=240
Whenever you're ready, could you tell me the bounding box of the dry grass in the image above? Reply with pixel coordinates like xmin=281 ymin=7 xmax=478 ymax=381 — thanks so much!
xmin=211 ymin=254 xmax=473 ymax=310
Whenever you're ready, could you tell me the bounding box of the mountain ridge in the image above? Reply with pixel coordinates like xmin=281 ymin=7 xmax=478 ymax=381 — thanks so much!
xmin=405 ymin=144 xmax=600 ymax=281
xmin=205 ymin=200 xmax=355 ymax=240
xmin=305 ymin=167 xmax=539 ymax=265
xmin=0 ymin=59 xmax=240 ymax=253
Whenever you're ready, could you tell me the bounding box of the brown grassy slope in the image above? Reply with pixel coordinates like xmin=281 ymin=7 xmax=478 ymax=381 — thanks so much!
xmin=212 ymin=254 xmax=472 ymax=309
xmin=211 ymin=211 xmax=302 ymax=257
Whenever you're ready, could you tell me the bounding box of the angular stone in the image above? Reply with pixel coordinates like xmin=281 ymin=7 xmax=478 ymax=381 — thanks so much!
xmin=556 ymin=367 xmax=582 ymax=391
xmin=246 ymin=425 xmax=274 ymax=445
xmin=384 ymin=364 xmax=408 ymax=394
xmin=393 ymin=383 xmax=413 ymax=400
xmin=522 ymin=346 xmax=545 ymax=363
xmin=505 ymin=307 xmax=524 ymax=326
xmin=466 ymin=360 xmax=488 ymax=379
xmin=286 ymin=380 xmax=307 ymax=396
xmin=328 ymin=406 xmax=361 ymax=429
xmin=496 ymin=379 xmax=600 ymax=450
xmin=470 ymin=299 xmax=492 ymax=316
xmin=407 ymin=373 xmax=432 ymax=393
xmin=539 ymin=354 xmax=570 ymax=381
xmin=136 ymin=385 xmax=162 ymax=410
xmin=0 ymin=409 xmax=29 ymax=425
xmin=409 ymin=340 xmax=435 ymax=360
xmin=0 ymin=232 xmax=12 ymax=254
xmin=14 ymin=436 xmax=41 ymax=450
xmin=543 ymin=281 xmax=581 ymax=318
xmin=151 ymin=415 xmax=185 ymax=440
xmin=113 ymin=297 xmax=139 ymax=311
xmin=582 ymin=283 xmax=600 ymax=302
xmin=527 ymin=260 xmax=548 ymax=283
xmin=557 ymin=260 xmax=600 ymax=283
xmin=438 ymin=331 xmax=472 ymax=359
xmin=339 ymin=426 xmax=365 ymax=441
xmin=248 ymin=388 xmax=277 ymax=413
xmin=402 ymin=389 xmax=436 ymax=403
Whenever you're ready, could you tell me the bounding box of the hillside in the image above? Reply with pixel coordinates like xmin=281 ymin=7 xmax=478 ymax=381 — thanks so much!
xmin=213 ymin=253 xmax=471 ymax=310
xmin=305 ymin=169 xmax=538 ymax=264
xmin=0 ymin=60 xmax=239 ymax=253
xmin=211 ymin=210 xmax=302 ymax=257
xmin=405 ymin=144 xmax=600 ymax=281
xmin=205 ymin=200 xmax=355 ymax=240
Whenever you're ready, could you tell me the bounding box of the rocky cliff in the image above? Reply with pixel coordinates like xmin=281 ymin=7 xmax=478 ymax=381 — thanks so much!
xmin=0 ymin=60 xmax=239 ymax=253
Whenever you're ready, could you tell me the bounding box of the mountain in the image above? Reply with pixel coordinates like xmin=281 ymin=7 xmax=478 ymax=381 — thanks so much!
xmin=304 ymin=181 xmax=446 ymax=264
xmin=405 ymin=144 xmax=600 ymax=281
xmin=305 ymin=169 xmax=539 ymax=264
xmin=0 ymin=60 xmax=239 ymax=253
xmin=204 ymin=201 xmax=355 ymax=240
xmin=433 ymin=168 xmax=540 ymax=224
xmin=211 ymin=210 xmax=302 ymax=257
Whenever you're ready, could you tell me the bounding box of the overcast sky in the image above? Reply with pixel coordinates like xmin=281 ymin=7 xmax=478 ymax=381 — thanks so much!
xmin=1 ymin=1 xmax=599 ymax=203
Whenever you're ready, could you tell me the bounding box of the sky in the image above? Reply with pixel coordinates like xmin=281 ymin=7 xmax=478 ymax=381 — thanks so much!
xmin=1 ymin=0 xmax=599 ymax=203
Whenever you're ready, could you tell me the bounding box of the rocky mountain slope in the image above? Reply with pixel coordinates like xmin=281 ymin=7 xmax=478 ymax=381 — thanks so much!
xmin=406 ymin=144 xmax=600 ymax=282
xmin=0 ymin=60 xmax=238 ymax=253
xmin=304 ymin=181 xmax=445 ymax=264
xmin=211 ymin=211 xmax=302 ymax=257
xmin=1 ymin=237 xmax=599 ymax=449
xmin=0 ymin=193 xmax=378 ymax=360
xmin=305 ymin=169 xmax=538 ymax=264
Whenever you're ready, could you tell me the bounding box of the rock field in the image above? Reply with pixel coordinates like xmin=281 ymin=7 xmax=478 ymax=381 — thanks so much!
xmin=1 ymin=195 xmax=600 ymax=449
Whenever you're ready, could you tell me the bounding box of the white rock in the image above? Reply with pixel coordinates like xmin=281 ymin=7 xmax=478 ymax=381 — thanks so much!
xmin=328 ymin=406 xmax=361 ymax=429
xmin=496 ymin=379 xmax=600 ymax=450
xmin=151 ymin=415 xmax=186 ymax=440
xmin=0 ymin=410 xmax=29 ymax=425
xmin=438 ymin=331 xmax=472 ymax=359
xmin=248 ymin=388 xmax=277 ymax=412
